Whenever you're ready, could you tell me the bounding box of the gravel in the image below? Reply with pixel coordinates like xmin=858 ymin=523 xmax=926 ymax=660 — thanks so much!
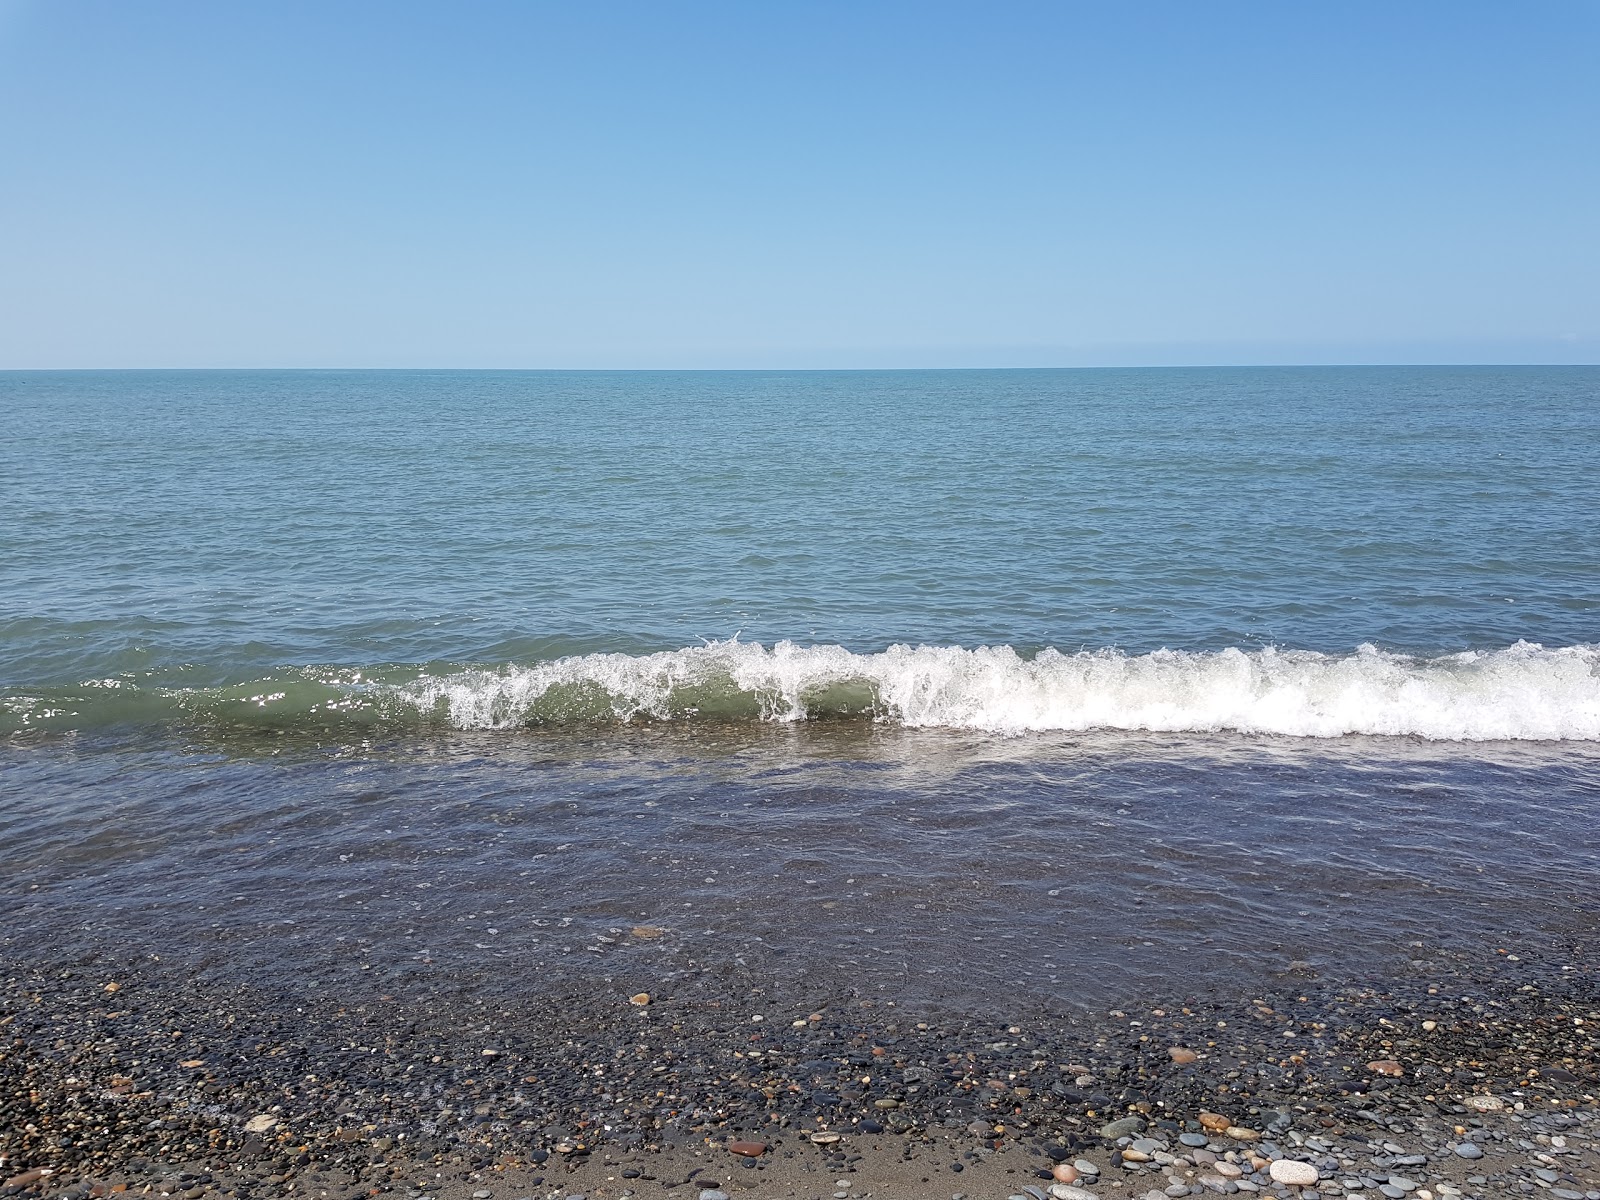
xmin=1 ymin=952 xmax=1596 ymax=1199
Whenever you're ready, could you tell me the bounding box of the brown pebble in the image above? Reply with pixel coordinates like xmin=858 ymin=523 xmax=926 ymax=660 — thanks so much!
xmin=1198 ymin=1111 xmax=1230 ymax=1132
xmin=102 ymin=981 xmax=120 ymax=993
xmin=1367 ymin=1059 xmax=1404 ymax=1076
xmin=1052 ymin=1163 xmax=1079 ymax=1183
xmin=1168 ymin=1046 xmax=1198 ymax=1064
xmin=629 ymin=992 xmax=651 ymax=1006
xmin=630 ymin=925 xmax=664 ymax=939
xmin=726 ymin=1140 xmax=767 ymax=1157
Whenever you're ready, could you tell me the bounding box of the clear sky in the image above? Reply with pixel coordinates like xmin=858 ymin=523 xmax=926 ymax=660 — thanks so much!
xmin=1 ymin=1 xmax=1596 ymax=369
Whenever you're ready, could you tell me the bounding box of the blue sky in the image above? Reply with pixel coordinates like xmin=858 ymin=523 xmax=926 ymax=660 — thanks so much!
xmin=1 ymin=1 xmax=1596 ymax=368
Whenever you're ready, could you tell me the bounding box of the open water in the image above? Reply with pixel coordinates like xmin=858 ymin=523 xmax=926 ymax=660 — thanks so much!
xmin=3 ymin=367 xmax=1598 ymax=1009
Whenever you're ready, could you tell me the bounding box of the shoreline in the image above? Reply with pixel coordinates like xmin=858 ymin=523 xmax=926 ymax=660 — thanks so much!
xmin=4 ymin=951 xmax=1596 ymax=1200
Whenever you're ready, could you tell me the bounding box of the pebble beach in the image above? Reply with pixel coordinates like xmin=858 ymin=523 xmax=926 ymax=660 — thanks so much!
xmin=4 ymin=940 xmax=1596 ymax=1200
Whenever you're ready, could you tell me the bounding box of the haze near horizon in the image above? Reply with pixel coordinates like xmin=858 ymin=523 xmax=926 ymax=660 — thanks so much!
xmin=1 ymin=0 xmax=1596 ymax=369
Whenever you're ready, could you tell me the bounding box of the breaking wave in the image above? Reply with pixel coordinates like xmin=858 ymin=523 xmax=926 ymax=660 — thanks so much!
xmin=5 ymin=639 xmax=1599 ymax=740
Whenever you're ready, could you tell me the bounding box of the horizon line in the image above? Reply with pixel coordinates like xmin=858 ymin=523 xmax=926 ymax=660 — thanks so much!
xmin=3 ymin=361 xmax=1597 ymax=374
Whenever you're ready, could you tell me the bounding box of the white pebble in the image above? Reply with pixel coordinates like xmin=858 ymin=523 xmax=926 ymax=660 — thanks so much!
xmin=1268 ymin=1159 xmax=1319 ymax=1186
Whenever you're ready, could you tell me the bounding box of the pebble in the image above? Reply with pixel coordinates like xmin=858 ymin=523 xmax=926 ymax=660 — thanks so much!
xmin=697 ymin=1192 xmax=728 ymax=1200
xmin=1047 ymin=1186 xmax=1099 ymax=1200
xmin=242 ymin=1114 xmax=277 ymax=1134
xmin=1268 ymin=1160 xmax=1319 ymax=1186
xmin=1100 ymin=1116 xmax=1146 ymax=1138
xmin=1051 ymin=1164 xmax=1080 ymax=1184
xmin=1179 ymin=1132 xmax=1211 ymax=1148
xmin=1452 ymin=1142 xmax=1483 ymax=1159
xmin=1169 ymin=1047 xmax=1198 ymax=1064
xmin=725 ymin=1140 xmax=766 ymax=1157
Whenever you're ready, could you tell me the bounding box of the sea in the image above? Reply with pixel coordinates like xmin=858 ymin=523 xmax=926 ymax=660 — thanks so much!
xmin=3 ymin=366 xmax=1598 ymax=1015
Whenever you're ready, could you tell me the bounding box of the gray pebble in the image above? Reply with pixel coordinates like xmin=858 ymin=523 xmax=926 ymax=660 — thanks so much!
xmin=1453 ymin=1142 xmax=1483 ymax=1159
xmin=1101 ymin=1116 xmax=1146 ymax=1138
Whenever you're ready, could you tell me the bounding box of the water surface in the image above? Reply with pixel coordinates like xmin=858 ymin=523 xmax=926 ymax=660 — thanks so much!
xmin=3 ymin=367 xmax=1597 ymax=1010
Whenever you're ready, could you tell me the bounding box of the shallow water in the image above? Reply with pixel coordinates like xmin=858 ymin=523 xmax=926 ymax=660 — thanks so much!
xmin=3 ymin=367 xmax=1597 ymax=1012
xmin=6 ymin=727 xmax=1598 ymax=1012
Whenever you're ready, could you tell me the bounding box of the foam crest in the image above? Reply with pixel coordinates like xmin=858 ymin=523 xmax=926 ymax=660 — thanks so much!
xmin=400 ymin=639 xmax=1600 ymax=740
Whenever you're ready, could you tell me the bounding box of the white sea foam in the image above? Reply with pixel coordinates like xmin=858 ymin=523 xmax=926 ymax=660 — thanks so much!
xmin=399 ymin=639 xmax=1600 ymax=740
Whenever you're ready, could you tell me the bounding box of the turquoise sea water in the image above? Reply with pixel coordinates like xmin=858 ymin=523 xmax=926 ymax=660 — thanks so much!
xmin=3 ymin=367 xmax=1598 ymax=1007
xmin=3 ymin=367 xmax=1598 ymax=737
